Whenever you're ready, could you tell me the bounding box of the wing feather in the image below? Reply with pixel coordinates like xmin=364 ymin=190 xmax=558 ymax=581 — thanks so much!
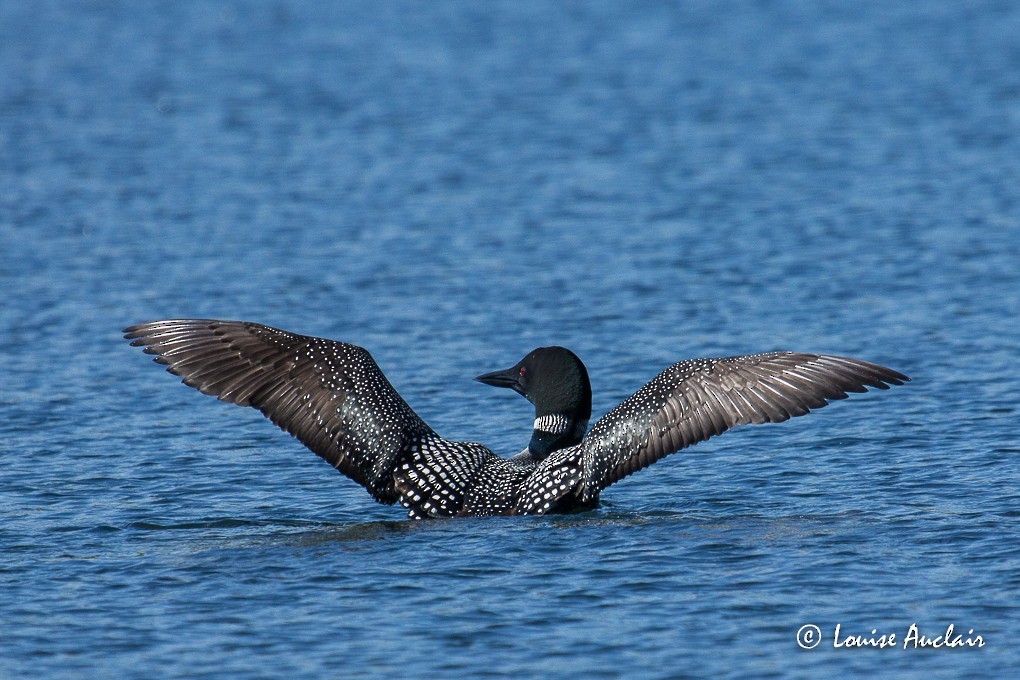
xmin=124 ymin=319 xmax=436 ymax=503
xmin=579 ymin=352 xmax=908 ymax=499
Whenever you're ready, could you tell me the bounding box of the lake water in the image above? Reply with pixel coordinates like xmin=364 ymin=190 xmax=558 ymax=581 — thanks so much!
xmin=2 ymin=1 xmax=1018 ymax=677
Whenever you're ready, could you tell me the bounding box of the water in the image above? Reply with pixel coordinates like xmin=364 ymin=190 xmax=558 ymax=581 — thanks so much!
xmin=2 ymin=0 xmax=1018 ymax=677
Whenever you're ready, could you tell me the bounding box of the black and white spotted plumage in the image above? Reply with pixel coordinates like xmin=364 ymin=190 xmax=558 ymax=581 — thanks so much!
xmin=125 ymin=320 xmax=908 ymax=519
xmin=395 ymin=435 xmax=495 ymax=518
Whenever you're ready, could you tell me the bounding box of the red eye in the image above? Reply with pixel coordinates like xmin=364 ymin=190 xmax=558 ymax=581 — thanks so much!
xmin=519 ymin=367 xmax=527 ymax=378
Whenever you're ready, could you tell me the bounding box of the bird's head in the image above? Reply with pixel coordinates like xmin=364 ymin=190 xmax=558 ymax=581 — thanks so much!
xmin=475 ymin=346 xmax=592 ymax=456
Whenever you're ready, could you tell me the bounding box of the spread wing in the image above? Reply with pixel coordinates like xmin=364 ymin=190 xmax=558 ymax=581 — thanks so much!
xmin=124 ymin=319 xmax=436 ymax=503
xmin=579 ymin=352 xmax=908 ymax=501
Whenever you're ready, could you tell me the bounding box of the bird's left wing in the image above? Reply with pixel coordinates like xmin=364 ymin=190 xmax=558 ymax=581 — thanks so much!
xmin=124 ymin=319 xmax=436 ymax=503
xmin=578 ymin=352 xmax=908 ymax=502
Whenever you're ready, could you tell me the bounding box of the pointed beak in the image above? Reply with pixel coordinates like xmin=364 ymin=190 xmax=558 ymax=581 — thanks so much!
xmin=474 ymin=366 xmax=525 ymax=396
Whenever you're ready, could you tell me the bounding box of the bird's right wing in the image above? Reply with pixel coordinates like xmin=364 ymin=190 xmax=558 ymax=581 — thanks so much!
xmin=124 ymin=319 xmax=436 ymax=504
xmin=578 ymin=352 xmax=908 ymax=502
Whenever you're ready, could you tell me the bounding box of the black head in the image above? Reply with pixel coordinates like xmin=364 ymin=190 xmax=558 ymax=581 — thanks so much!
xmin=475 ymin=346 xmax=592 ymax=424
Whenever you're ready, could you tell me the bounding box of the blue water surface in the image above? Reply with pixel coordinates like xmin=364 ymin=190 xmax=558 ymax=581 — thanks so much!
xmin=2 ymin=1 xmax=1018 ymax=678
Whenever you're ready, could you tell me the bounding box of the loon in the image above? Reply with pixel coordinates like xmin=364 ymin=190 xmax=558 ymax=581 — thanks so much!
xmin=124 ymin=319 xmax=908 ymax=519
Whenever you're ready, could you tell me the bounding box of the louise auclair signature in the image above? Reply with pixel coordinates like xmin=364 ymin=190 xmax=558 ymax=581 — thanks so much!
xmin=797 ymin=623 xmax=985 ymax=650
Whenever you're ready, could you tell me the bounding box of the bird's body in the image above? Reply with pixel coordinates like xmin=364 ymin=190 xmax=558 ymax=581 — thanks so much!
xmin=124 ymin=319 xmax=908 ymax=519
